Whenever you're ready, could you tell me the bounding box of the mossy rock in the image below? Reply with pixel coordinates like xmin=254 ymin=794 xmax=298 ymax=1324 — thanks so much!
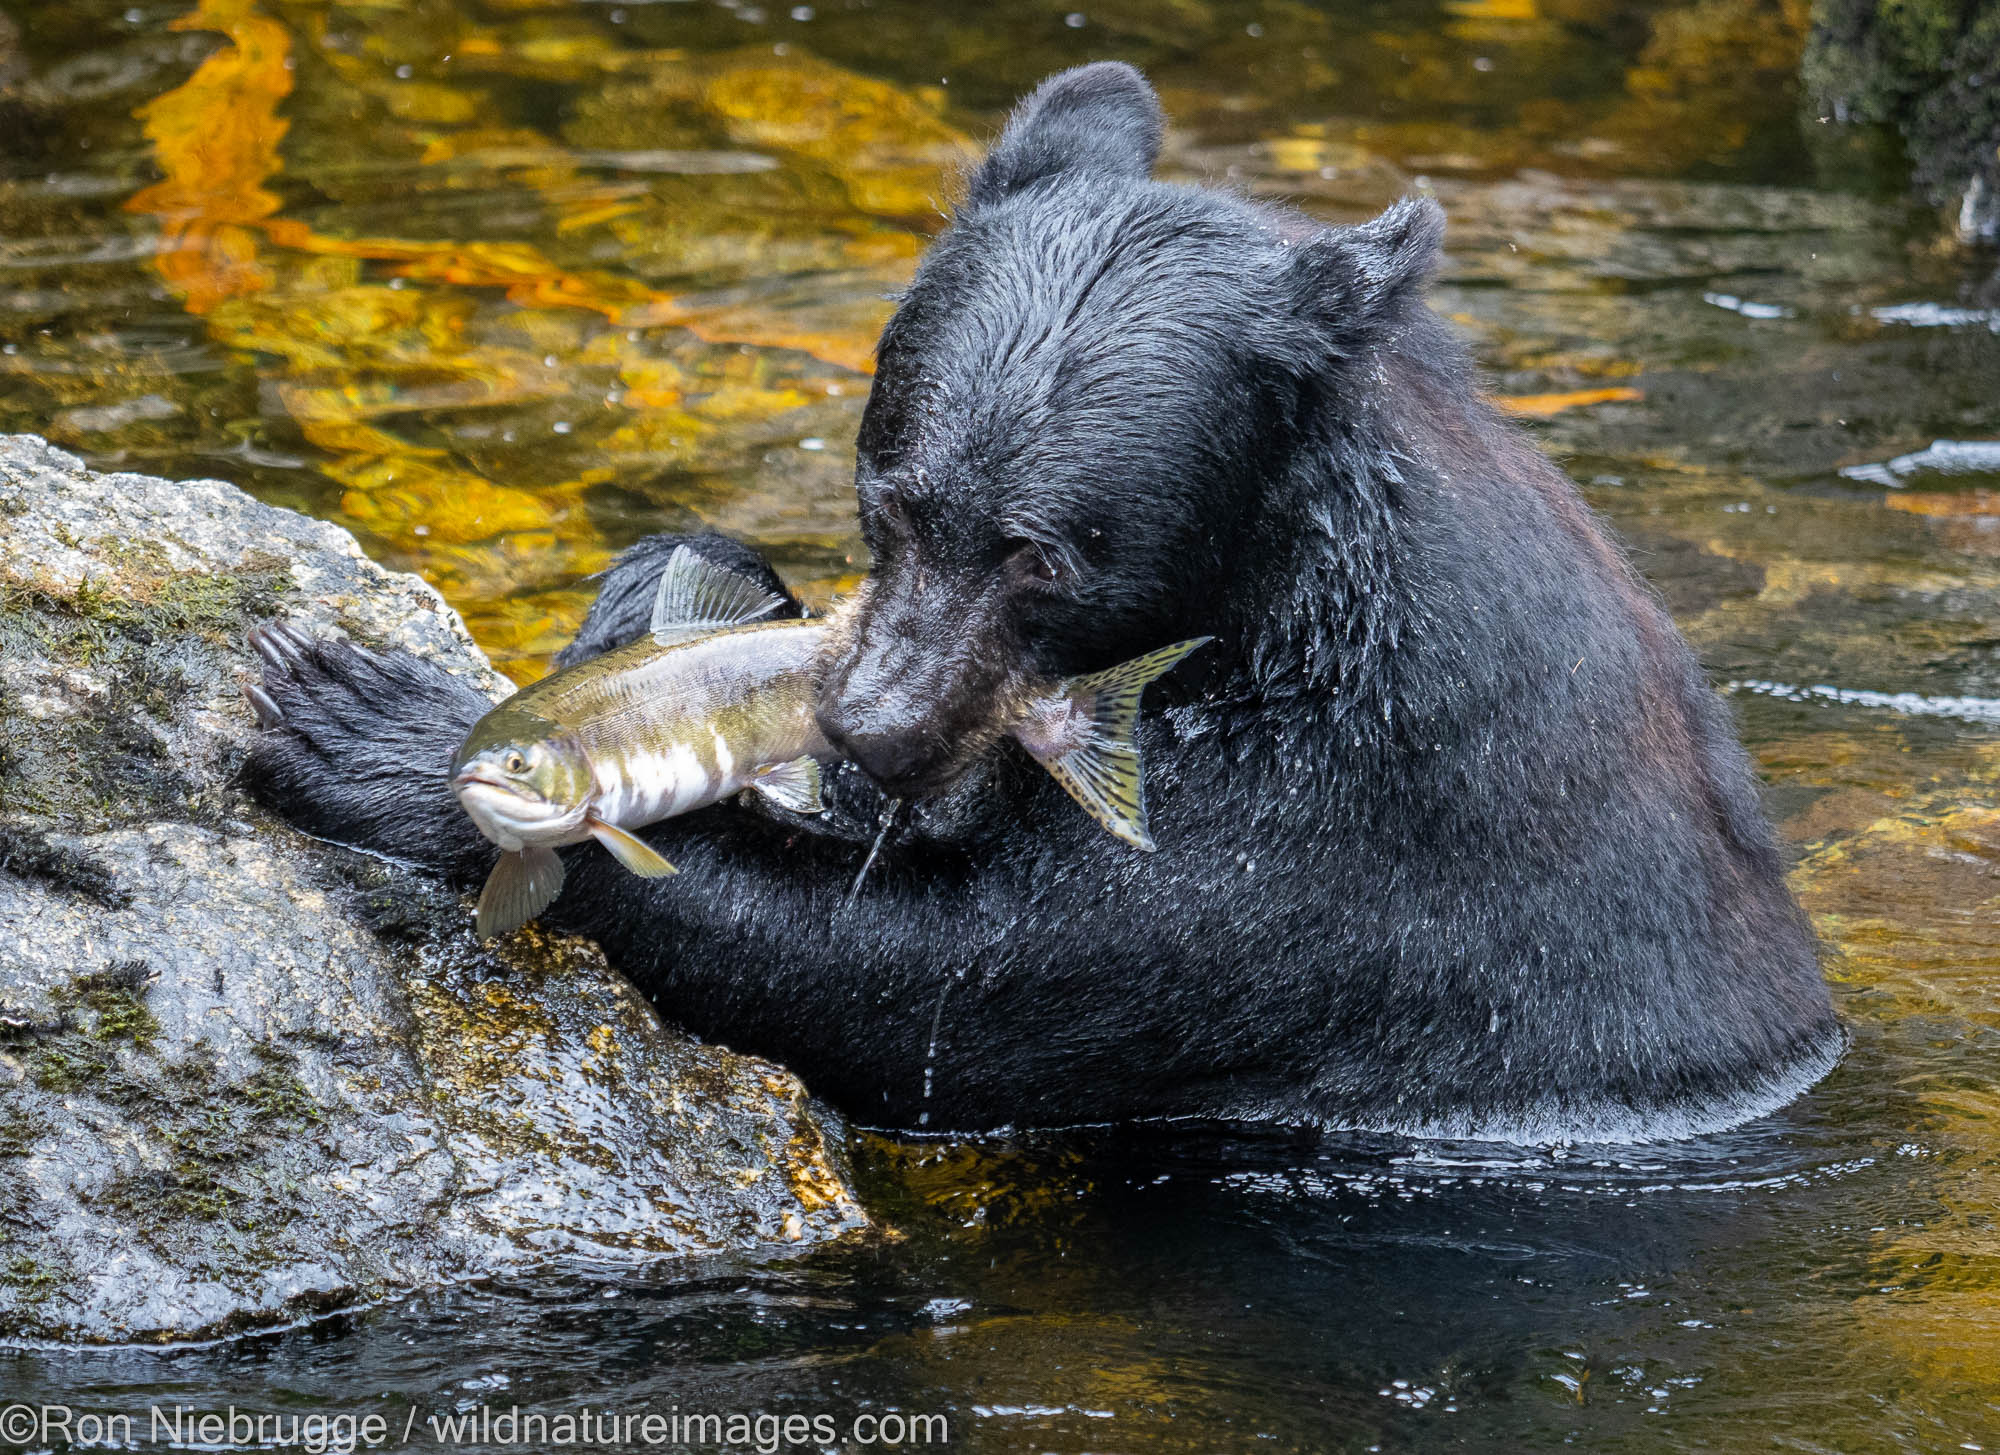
xmin=0 ymin=434 xmax=864 ymax=1345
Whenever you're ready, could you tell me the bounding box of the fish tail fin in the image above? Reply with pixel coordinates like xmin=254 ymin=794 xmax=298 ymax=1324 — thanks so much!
xmin=1026 ymin=637 xmax=1212 ymax=851
xmin=475 ymin=846 xmax=566 ymax=939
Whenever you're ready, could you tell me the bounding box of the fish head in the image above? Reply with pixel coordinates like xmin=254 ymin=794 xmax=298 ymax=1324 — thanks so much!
xmin=451 ymin=707 xmax=593 ymax=850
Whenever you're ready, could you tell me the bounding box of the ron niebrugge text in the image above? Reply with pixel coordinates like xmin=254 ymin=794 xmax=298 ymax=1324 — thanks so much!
xmin=1 ymin=1403 xmax=951 ymax=1451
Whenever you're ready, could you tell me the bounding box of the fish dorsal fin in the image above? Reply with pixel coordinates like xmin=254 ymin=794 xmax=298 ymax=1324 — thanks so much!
xmin=650 ymin=545 xmax=788 ymax=640
xmin=475 ymin=846 xmax=566 ymax=939
xmin=1027 ymin=637 xmax=1213 ymax=852
xmin=587 ymin=815 xmax=678 ymax=878
xmin=747 ymin=756 xmax=824 ymax=814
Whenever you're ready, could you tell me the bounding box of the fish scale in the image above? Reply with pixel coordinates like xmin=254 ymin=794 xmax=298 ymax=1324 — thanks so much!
xmin=578 ymin=630 xmax=828 ymax=826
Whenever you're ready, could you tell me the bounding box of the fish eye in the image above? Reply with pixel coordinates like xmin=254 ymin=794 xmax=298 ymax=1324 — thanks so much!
xmin=504 ymin=751 xmax=527 ymax=774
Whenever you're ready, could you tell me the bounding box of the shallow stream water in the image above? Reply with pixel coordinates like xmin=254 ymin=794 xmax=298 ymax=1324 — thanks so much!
xmin=2 ymin=0 xmax=1998 ymax=1449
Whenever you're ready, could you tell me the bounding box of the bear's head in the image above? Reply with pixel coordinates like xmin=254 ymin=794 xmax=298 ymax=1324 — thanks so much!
xmin=816 ymin=61 xmax=1446 ymax=797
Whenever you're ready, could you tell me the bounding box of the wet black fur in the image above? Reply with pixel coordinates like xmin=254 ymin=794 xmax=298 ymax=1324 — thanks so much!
xmin=245 ymin=64 xmax=1838 ymax=1139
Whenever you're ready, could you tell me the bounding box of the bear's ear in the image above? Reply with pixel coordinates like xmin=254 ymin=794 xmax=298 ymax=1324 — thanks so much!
xmin=965 ymin=62 xmax=1164 ymax=207
xmin=1283 ymin=196 xmax=1446 ymax=348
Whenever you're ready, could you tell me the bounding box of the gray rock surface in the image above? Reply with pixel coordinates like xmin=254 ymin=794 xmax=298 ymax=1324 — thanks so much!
xmin=0 ymin=434 xmax=865 ymax=1345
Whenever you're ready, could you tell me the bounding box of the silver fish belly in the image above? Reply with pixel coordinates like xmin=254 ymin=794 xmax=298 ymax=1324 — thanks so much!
xmin=564 ymin=625 xmax=831 ymax=831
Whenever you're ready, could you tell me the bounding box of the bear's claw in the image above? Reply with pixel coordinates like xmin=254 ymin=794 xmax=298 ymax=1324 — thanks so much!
xmin=248 ymin=620 xmax=315 ymax=676
xmin=243 ymin=681 xmax=285 ymax=728
xmin=245 ymin=622 xmax=325 ymax=726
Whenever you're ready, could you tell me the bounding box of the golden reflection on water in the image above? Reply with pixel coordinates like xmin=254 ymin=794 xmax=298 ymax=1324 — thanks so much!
xmin=125 ymin=0 xmax=292 ymax=313
xmin=112 ymin=0 xmax=956 ymax=676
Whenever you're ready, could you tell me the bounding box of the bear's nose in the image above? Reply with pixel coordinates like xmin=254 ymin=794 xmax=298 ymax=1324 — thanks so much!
xmin=816 ymin=702 xmax=939 ymax=794
xmin=843 ymin=732 xmax=933 ymax=791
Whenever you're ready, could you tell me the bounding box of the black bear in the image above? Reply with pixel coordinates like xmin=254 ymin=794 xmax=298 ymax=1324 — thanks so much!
xmin=246 ymin=63 xmax=1839 ymax=1140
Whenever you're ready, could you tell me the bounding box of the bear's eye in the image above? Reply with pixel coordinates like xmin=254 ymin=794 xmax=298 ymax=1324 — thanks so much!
xmin=871 ymin=491 xmax=909 ymax=535
xmin=1008 ymin=542 xmax=1061 ymax=586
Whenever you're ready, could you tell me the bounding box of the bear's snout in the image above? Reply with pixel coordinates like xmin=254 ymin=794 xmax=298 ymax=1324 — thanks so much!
xmin=815 ymin=579 xmax=1015 ymax=798
xmin=814 ymin=699 xmax=941 ymax=795
xmin=815 ymin=642 xmax=973 ymax=795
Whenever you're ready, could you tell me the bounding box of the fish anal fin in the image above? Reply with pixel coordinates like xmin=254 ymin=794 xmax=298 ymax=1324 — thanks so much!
xmin=747 ymin=756 xmax=824 ymax=814
xmin=588 ymin=816 xmax=678 ymax=878
xmin=650 ymin=544 xmax=788 ymax=639
xmin=475 ymin=846 xmax=566 ymax=939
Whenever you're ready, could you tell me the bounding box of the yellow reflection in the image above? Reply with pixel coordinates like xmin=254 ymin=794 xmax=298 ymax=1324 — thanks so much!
xmin=1790 ymin=751 xmax=2000 ymax=1399
xmin=125 ymin=0 xmax=935 ymax=675
xmin=701 ymin=51 xmax=975 ymax=220
xmin=1494 ymin=387 xmax=1645 ymax=417
xmin=124 ymin=0 xmax=294 ymax=314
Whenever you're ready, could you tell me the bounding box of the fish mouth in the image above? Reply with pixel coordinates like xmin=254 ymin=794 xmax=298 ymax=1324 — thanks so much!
xmin=452 ymin=770 xmax=552 ymax=817
xmin=454 ymin=772 xmax=578 ymax=849
xmin=453 ymin=767 xmax=522 ymax=795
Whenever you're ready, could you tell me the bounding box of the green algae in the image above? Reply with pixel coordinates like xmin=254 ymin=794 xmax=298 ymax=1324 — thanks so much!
xmin=240 ymin=1043 xmax=324 ymax=1127
xmin=74 ymin=971 xmax=161 ymax=1050
xmin=30 ymin=1042 xmax=110 ymax=1094
xmin=91 ymin=1042 xmax=329 ymax=1240
xmin=2 ymin=1256 xmax=63 ymax=1308
xmin=0 ymin=1107 xmax=46 ymax=1159
xmin=33 ymin=965 xmax=163 ymax=1051
xmin=0 ymin=551 xmax=294 ymax=834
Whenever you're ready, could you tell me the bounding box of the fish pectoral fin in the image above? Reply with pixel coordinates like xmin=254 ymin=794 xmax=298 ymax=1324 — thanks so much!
xmin=475 ymin=847 xmax=566 ymax=939
xmin=649 ymin=544 xmax=789 ymax=639
xmin=1029 ymin=637 xmax=1214 ymax=852
xmin=747 ymin=756 xmax=824 ymax=814
xmin=587 ymin=816 xmax=678 ymax=878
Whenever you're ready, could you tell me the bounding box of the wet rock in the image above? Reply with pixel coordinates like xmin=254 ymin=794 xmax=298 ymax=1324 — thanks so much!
xmin=0 ymin=434 xmax=865 ymax=1346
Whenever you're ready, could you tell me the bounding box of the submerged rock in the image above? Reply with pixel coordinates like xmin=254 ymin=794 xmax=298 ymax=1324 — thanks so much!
xmin=0 ymin=434 xmax=865 ymax=1345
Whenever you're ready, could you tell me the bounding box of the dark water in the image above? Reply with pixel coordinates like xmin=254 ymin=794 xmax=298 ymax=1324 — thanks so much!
xmin=3 ymin=0 xmax=1999 ymax=1449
